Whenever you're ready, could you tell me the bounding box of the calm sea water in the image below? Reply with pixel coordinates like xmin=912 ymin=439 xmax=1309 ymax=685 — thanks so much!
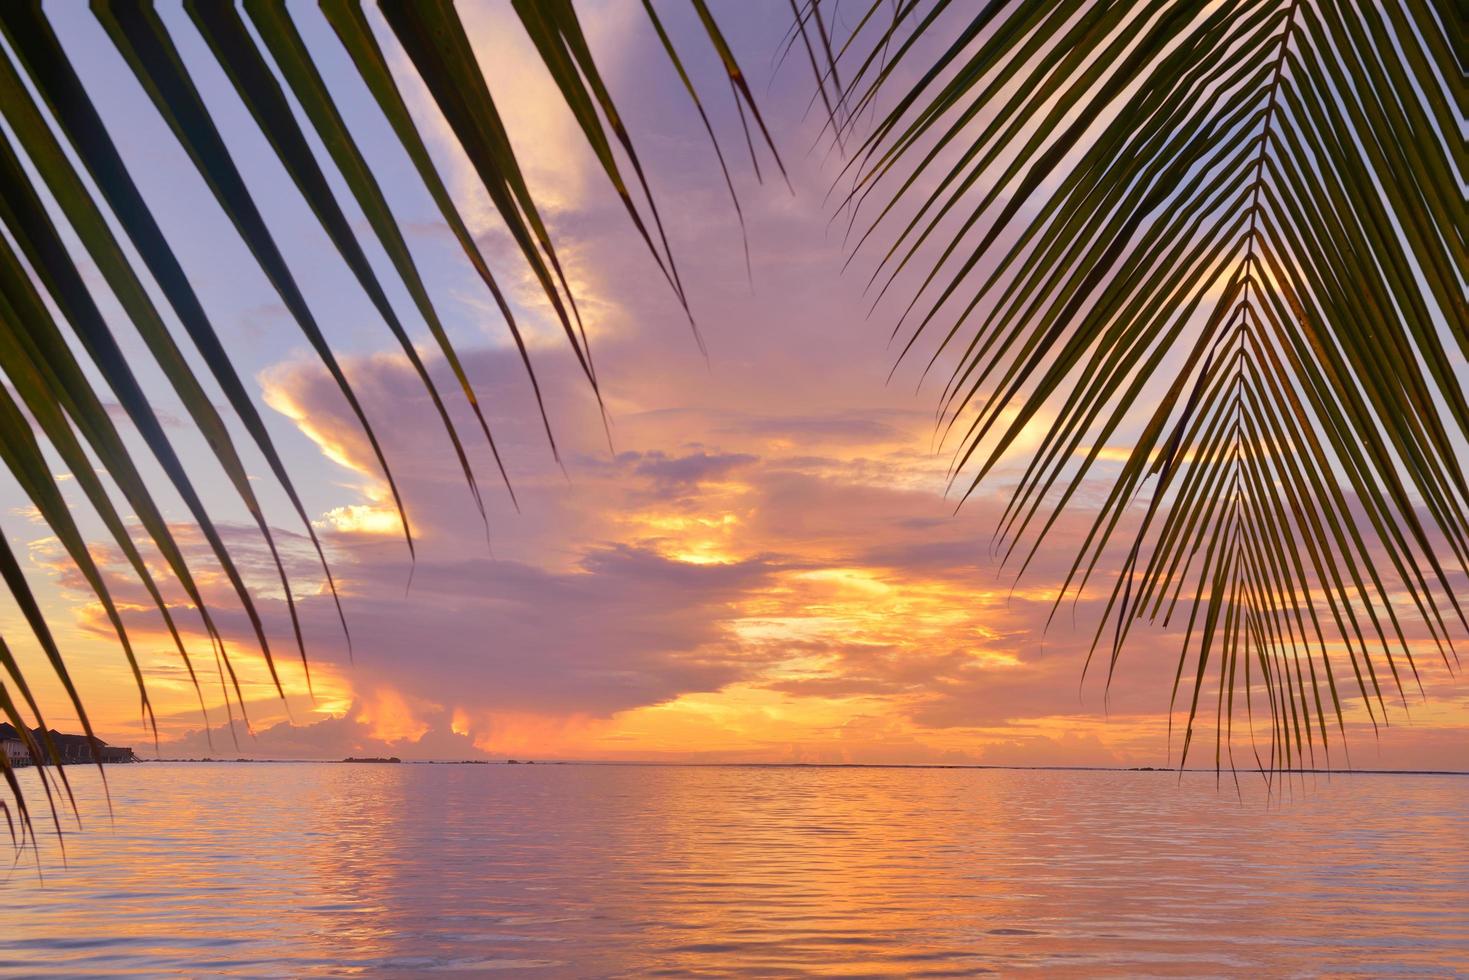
xmin=1 ymin=763 xmax=1465 ymax=977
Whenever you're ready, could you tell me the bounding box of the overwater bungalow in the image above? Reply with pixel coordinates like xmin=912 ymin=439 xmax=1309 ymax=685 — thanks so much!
xmin=0 ymin=724 xmax=134 ymax=766
xmin=0 ymin=724 xmax=30 ymax=768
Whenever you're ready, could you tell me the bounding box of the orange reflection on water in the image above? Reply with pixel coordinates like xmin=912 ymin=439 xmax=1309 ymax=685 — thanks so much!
xmin=4 ymin=764 xmax=1466 ymax=976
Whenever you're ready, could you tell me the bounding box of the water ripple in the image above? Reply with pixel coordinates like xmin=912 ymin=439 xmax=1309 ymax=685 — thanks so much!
xmin=2 ymin=764 xmax=1466 ymax=976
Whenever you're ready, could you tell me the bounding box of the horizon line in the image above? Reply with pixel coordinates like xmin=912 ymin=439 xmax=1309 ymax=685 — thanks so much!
xmin=131 ymin=758 xmax=1469 ymax=777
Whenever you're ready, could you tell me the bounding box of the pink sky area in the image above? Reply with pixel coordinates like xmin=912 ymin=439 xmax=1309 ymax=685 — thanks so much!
xmin=8 ymin=3 xmax=1466 ymax=769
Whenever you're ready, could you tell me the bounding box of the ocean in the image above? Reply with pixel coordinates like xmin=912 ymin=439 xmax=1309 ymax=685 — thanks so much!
xmin=3 ymin=762 xmax=1466 ymax=976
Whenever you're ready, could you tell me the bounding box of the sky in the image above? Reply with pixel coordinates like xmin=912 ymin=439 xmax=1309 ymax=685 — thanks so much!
xmin=3 ymin=1 xmax=1466 ymax=769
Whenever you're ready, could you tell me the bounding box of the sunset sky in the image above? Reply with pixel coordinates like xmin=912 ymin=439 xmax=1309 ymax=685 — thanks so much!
xmin=6 ymin=1 xmax=1465 ymax=769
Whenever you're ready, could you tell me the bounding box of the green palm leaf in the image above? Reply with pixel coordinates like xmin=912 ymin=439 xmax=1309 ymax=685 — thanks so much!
xmin=827 ymin=0 xmax=1464 ymax=771
xmin=0 ymin=0 xmax=767 ymax=846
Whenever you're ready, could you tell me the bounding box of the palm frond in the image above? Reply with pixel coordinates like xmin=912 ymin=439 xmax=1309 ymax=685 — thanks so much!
xmin=829 ymin=0 xmax=1465 ymax=771
xmin=0 ymin=0 xmax=772 ymax=848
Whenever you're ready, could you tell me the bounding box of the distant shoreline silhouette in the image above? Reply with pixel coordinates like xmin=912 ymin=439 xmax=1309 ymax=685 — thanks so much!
xmin=129 ymin=757 xmax=1468 ymax=777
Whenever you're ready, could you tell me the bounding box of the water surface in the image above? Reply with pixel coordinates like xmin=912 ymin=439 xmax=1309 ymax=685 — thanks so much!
xmin=3 ymin=763 xmax=1466 ymax=976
